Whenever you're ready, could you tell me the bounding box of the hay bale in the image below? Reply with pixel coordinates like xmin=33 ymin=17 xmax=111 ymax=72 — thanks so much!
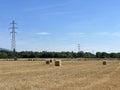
xmin=46 ymin=60 xmax=50 ymax=64
xmin=55 ymin=60 xmax=61 ymax=66
xmin=50 ymin=59 xmax=53 ymax=63
xmin=103 ymin=60 xmax=107 ymax=65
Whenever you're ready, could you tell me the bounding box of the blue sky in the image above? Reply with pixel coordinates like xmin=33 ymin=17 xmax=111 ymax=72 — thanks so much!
xmin=0 ymin=0 xmax=120 ymax=52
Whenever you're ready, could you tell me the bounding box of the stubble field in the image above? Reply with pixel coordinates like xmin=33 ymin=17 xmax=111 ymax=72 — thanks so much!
xmin=0 ymin=59 xmax=120 ymax=90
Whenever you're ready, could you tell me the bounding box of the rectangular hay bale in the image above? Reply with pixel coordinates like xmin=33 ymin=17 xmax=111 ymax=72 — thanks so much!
xmin=55 ymin=60 xmax=61 ymax=66
xmin=46 ymin=60 xmax=50 ymax=64
xmin=103 ymin=60 xmax=107 ymax=65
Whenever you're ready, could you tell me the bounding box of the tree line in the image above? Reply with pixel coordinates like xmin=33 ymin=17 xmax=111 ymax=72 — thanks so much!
xmin=0 ymin=50 xmax=120 ymax=59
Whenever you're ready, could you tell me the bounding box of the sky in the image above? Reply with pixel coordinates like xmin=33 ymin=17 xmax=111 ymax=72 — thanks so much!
xmin=0 ymin=0 xmax=120 ymax=53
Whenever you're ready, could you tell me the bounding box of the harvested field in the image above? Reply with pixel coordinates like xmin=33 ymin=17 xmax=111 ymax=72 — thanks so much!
xmin=0 ymin=60 xmax=120 ymax=90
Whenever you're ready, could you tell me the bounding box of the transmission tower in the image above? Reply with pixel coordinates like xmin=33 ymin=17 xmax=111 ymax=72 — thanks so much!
xmin=10 ymin=20 xmax=17 ymax=60
xmin=78 ymin=44 xmax=80 ymax=52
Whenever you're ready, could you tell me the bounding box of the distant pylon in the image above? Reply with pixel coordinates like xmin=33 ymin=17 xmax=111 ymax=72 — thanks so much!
xmin=10 ymin=20 xmax=17 ymax=60
xmin=78 ymin=44 xmax=80 ymax=52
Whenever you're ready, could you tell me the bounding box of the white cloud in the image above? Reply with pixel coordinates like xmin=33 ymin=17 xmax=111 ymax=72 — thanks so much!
xmin=95 ymin=32 xmax=120 ymax=37
xmin=36 ymin=32 xmax=52 ymax=35
xmin=112 ymin=32 xmax=120 ymax=37
xmin=68 ymin=32 xmax=120 ymax=38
